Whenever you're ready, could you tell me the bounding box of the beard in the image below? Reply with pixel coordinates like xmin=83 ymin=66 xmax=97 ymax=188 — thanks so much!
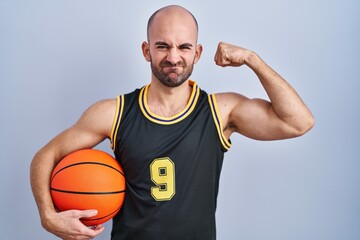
xmin=150 ymin=58 xmax=194 ymax=88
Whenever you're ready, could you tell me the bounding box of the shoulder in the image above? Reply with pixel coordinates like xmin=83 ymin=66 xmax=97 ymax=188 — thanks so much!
xmin=214 ymin=92 xmax=247 ymax=104
xmin=87 ymin=98 xmax=117 ymax=113
xmin=80 ymin=98 xmax=117 ymax=122
xmin=75 ymin=98 xmax=118 ymax=138
xmin=213 ymin=92 xmax=248 ymax=116
xmin=212 ymin=92 xmax=249 ymax=137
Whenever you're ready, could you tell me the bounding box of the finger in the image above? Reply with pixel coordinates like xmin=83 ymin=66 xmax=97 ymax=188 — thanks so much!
xmin=214 ymin=48 xmax=220 ymax=63
xmin=86 ymin=225 xmax=105 ymax=238
xmin=89 ymin=224 xmax=104 ymax=231
xmin=214 ymin=42 xmax=223 ymax=63
xmin=215 ymin=55 xmax=230 ymax=67
xmin=72 ymin=223 xmax=104 ymax=239
xmin=88 ymin=226 xmax=105 ymax=234
xmin=214 ymin=51 xmax=226 ymax=66
xmin=93 ymin=225 xmax=105 ymax=234
xmin=76 ymin=228 xmax=101 ymax=239
xmin=93 ymin=224 xmax=104 ymax=230
xmin=76 ymin=209 xmax=98 ymax=218
xmin=214 ymin=44 xmax=231 ymax=66
xmin=61 ymin=209 xmax=98 ymax=224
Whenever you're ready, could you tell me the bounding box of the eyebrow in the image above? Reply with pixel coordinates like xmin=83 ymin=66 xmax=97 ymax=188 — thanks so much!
xmin=154 ymin=41 xmax=194 ymax=48
xmin=155 ymin=41 xmax=170 ymax=46
xmin=179 ymin=43 xmax=193 ymax=48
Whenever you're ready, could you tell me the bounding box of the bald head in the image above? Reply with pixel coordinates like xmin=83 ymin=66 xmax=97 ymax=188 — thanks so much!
xmin=147 ymin=5 xmax=199 ymax=42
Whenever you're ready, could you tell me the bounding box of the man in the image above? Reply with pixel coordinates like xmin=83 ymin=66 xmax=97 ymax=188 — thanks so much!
xmin=30 ymin=5 xmax=314 ymax=240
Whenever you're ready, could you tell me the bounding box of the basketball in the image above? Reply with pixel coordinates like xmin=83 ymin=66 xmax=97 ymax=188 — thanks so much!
xmin=50 ymin=149 xmax=126 ymax=226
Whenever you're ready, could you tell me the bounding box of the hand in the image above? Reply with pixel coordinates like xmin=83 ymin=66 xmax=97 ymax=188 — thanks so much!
xmin=42 ymin=209 xmax=104 ymax=240
xmin=214 ymin=42 xmax=253 ymax=67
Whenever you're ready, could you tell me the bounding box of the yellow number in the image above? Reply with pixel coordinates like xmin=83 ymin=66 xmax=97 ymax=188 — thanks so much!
xmin=150 ymin=157 xmax=176 ymax=201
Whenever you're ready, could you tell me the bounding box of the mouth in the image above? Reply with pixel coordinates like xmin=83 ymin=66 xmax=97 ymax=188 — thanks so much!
xmin=164 ymin=66 xmax=181 ymax=69
xmin=162 ymin=66 xmax=182 ymax=73
xmin=160 ymin=60 xmax=184 ymax=68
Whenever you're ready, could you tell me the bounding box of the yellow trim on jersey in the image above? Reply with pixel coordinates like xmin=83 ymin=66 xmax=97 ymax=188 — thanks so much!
xmin=138 ymin=81 xmax=200 ymax=125
xmin=110 ymin=95 xmax=125 ymax=150
xmin=208 ymin=94 xmax=232 ymax=151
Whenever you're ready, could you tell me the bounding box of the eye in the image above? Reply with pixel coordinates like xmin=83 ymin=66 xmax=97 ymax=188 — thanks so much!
xmin=156 ymin=45 xmax=169 ymax=49
xmin=179 ymin=44 xmax=193 ymax=50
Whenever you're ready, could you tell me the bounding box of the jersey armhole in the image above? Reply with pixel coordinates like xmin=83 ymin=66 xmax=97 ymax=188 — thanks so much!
xmin=110 ymin=95 xmax=125 ymax=150
xmin=208 ymin=94 xmax=232 ymax=151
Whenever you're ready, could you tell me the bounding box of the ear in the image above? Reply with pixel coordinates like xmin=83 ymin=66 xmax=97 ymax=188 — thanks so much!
xmin=193 ymin=44 xmax=203 ymax=64
xmin=142 ymin=41 xmax=151 ymax=62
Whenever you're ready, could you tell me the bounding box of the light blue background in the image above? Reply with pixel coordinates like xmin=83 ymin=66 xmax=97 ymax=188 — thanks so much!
xmin=1 ymin=0 xmax=359 ymax=239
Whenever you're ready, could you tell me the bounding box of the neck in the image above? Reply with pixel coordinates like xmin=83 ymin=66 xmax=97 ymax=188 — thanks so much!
xmin=147 ymin=79 xmax=192 ymax=117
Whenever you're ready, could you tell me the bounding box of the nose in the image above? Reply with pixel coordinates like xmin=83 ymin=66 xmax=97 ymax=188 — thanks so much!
xmin=166 ymin=48 xmax=182 ymax=65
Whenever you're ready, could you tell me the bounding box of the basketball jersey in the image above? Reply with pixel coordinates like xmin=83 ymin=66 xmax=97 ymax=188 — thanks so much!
xmin=110 ymin=81 xmax=231 ymax=240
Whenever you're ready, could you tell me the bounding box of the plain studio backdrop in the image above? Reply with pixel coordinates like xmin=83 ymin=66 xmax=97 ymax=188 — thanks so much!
xmin=0 ymin=0 xmax=359 ymax=239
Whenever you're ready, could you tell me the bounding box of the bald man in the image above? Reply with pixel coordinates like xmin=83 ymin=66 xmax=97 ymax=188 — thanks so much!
xmin=30 ymin=5 xmax=314 ymax=240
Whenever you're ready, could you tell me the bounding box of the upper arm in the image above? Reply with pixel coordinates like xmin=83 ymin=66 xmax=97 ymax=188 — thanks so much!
xmin=30 ymin=99 xmax=117 ymax=220
xmin=216 ymin=93 xmax=300 ymax=140
xmin=38 ymin=99 xmax=117 ymax=164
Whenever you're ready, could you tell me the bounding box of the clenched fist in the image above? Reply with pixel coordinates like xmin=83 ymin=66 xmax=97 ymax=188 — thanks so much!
xmin=214 ymin=42 xmax=254 ymax=67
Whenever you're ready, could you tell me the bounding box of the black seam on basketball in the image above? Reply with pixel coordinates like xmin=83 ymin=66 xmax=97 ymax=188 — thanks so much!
xmin=81 ymin=205 xmax=122 ymax=222
xmin=51 ymin=161 xmax=125 ymax=181
xmin=51 ymin=188 xmax=126 ymax=195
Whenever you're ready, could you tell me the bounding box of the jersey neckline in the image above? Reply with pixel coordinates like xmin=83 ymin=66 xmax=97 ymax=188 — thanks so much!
xmin=138 ymin=80 xmax=200 ymax=125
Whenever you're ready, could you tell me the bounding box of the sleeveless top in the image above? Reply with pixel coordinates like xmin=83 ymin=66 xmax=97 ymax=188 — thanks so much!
xmin=110 ymin=81 xmax=231 ymax=240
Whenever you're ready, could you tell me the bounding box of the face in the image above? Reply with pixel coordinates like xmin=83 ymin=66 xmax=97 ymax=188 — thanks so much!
xmin=142 ymin=8 xmax=202 ymax=87
xmin=149 ymin=41 xmax=196 ymax=88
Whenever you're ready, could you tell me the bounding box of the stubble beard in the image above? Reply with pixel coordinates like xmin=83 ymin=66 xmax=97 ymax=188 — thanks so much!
xmin=150 ymin=58 xmax=194 ymax=88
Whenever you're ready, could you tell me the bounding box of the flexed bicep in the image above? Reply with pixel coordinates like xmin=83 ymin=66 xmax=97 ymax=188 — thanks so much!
xmin=216 ymin=93 xmax=302 ymax=140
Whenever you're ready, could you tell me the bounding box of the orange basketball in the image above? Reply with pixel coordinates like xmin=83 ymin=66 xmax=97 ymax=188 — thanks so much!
xmin=50 ymin=149 xmax=126 ymax=226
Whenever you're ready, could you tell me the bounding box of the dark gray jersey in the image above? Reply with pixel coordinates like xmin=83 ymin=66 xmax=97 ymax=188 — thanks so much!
xmin=110 ymin=81 xmax=231 ymax=240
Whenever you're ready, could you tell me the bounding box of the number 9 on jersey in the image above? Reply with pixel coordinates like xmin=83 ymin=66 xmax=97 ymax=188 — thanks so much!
xmin=150 ymin=157 xmax=176 ymax=201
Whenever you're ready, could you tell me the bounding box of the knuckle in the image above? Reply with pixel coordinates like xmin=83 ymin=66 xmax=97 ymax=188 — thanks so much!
xmin=69 ymin=210 xmax=78 ymax=218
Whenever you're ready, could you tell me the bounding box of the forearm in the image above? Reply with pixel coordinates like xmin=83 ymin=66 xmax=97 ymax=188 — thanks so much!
xmin=30 ymin=149 xmax=58 ymax=226
xmin=245 ymin=52 xmax=314 ymax=134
